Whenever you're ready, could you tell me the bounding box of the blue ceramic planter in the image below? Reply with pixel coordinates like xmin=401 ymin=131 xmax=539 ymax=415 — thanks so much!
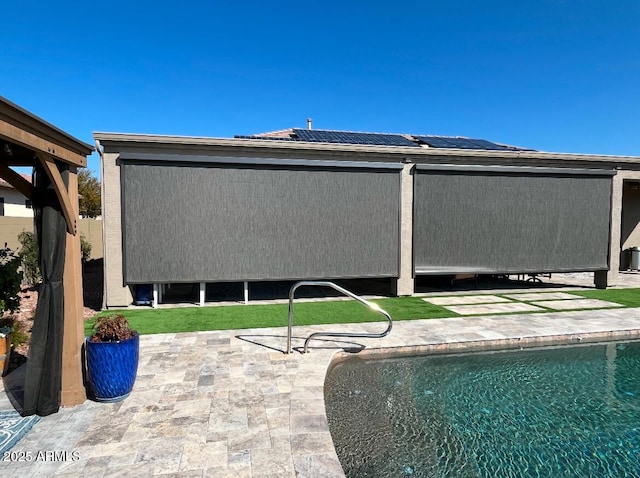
xmin=85 ymin=334 xmax=139 ymax=402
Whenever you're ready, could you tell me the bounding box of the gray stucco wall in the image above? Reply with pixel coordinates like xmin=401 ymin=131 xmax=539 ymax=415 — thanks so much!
xmin=392 ymin=163 xmax=415 ymax=295
xmin=102 ymin=151 xmax=132 ymax=307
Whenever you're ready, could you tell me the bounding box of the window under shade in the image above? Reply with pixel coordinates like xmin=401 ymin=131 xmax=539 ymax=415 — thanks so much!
xmin=121 ymin=161 xmax=400 ymax=283
xmin=413 ymin=165 xmax=614 ymax=274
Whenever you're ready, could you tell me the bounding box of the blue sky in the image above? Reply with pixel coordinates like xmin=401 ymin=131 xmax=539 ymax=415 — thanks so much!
xmin=2 ymin=1 xmax=639 ymax=176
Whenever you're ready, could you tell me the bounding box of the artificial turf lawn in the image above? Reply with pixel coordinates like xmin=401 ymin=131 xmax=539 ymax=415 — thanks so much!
xmin=85 ymin=297 xmax=456 ymax=336
xmin=571 ymin=288 xmax=640 ymax=307
xmin=84 ymin=288 xmax=640 ymax=336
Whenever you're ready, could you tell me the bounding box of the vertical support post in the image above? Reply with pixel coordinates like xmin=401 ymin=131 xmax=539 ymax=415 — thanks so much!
xmin=244 ymin=281 xmax=249 ymax=305
xmin=61 ymin=166 xmax=87 ymax=407
xmin=102 ymin=151 xmax=133 ymax=307
xmin=598 ymin=173 xmax=624 ymax=288
xmin=158 ymin=283 xmax=163 ymax=303
xmin=392 ymin=162 xmax=415 ymax=296
xmin=152 ymin=284 xmax=159 ymax=308
xmin=199 ymin=282 xmax=205 ymax=306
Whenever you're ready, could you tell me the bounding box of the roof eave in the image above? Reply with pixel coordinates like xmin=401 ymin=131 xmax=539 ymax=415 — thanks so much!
xmin=1 ymin=96 xmax=93 ymax=156
xmin=92 ymin=132 xmax=640 ymax=164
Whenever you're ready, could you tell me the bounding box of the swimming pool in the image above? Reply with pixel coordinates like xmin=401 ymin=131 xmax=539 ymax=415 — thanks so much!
xmin=324 ymin=341 xmax=640 ymax=477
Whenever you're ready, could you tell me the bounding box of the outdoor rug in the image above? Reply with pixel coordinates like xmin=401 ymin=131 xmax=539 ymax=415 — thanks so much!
xmin=0 ymin=410 xmax=40 ymax=453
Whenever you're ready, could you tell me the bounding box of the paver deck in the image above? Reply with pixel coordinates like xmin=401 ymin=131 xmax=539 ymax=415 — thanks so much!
xmin=502 ymin=292 xmax=582 ymax=301
xmin=421 ymin=295 xmax=510 ymax=305
xmin=3 ymin=307 xmax=640 ymax=476
xmin=532 ymin=298 xmax=625 ymax=310
xmin=443 ymin=302 xmax=545 ymax=315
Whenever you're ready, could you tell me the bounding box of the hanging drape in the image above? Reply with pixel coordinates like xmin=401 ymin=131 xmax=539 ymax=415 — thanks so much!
xmin=22 ymin=161 xmax=68 ymax=417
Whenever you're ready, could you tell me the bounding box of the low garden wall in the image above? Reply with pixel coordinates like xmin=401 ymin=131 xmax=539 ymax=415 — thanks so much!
xmin=0 ymin=217 xmax=103 ymax=259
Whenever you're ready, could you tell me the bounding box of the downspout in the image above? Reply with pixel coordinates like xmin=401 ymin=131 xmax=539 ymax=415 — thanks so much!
xmin=94 ymin=139 xmax=104 ymax=218
xmin=95 ymin=139 xmax=104 ymax=221
xmin=94 ymin=139 xmax=104 ymax=160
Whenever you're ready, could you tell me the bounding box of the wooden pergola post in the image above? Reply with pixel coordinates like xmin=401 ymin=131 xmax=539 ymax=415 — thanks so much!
xmin=0 ymin=96 xmax=93 ymax=408
xmin=61 ymin=166 xmax=87 ymax=406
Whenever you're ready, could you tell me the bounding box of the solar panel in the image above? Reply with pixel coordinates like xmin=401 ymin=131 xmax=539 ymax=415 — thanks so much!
xmin=415 ymin=135 xmax=532 ymax=151
xmin=235 ymin=130 xmax=533 ymax=151
xmin=465 ymin=139 xmax=517 ymax=150
xmin=293 ymin=129 xmax=419 ymax=147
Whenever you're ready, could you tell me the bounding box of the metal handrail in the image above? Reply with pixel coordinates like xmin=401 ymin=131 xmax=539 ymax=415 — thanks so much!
xmin=286 ymin=281 xmax=393 ymax=354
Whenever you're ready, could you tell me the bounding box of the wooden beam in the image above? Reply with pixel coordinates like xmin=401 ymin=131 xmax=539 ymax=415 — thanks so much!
xmin=37 ymin=153 xmax=77 ymax=235
xmin=0 ymin=119 xmax=87 ymax=167
xmin=0 ymin=162 xmax=33 ymax=199
xmin=61 ymin=166 xmax=87 ymax=406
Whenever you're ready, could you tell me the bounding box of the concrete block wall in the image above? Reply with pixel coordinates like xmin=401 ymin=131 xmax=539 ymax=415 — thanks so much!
xmin=0 ymin=216 xmax=103 ymax=259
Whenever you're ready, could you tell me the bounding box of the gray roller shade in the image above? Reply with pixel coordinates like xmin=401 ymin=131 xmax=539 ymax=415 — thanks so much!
xmin=121 ymin=160 xmax=400 ymax=283
xmin=414 ymin=165 xmax=614 ymax=274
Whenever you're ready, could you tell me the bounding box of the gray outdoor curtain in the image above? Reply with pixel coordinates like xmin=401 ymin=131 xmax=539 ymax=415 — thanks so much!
xmin=121 ymin=160 xmax=401 ymax=283
xmin=23 ymin=161 xmax=67 ymax=417
xmin=413 ymin=165 xmax=613 ymax=274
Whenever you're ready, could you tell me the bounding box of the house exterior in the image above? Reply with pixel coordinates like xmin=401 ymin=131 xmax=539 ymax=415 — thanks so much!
xmin=95 ymin=129 xmax=640 ymax=309
xmin=0 ymin=173 xmax=33 ymax=217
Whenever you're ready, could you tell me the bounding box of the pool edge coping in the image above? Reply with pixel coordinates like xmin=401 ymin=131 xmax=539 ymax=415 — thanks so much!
xmin=326 ymin=329 xmax=640 ymax=370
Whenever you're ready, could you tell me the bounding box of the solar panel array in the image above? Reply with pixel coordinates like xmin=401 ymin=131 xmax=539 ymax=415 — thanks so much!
xmin=292 ymin=129 xmax=420 ymax=147
xmin=235 ymin=130 xmax=534 ymax=151
xmin=414 ymin=136 xmax=528 ymax=151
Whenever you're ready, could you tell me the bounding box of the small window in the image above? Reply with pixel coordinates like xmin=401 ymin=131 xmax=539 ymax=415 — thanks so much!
xmin=25 ymin=199 xmax=32 ymax=209
xmin=0 ymin=198 xmax=4 ymax=216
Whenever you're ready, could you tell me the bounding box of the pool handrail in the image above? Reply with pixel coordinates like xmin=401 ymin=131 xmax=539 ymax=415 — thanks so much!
xmin=286 ymin=280 xmax=393 ymax=354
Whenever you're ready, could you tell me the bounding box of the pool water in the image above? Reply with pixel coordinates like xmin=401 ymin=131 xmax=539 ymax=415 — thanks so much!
xmin=324 ymin=341 xmax=640 ymax=477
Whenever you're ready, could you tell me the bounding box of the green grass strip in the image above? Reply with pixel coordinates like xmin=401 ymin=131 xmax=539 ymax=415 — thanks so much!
xmin=85 ymin=288 xmax=640 ymax=337
xmin=570 ymin=288 xmax=640 ymax=308
xmin=85 ymin=297 xmax=455 ymax=336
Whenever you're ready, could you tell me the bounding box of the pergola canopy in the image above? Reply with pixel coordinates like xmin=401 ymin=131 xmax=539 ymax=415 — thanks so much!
xmin=0 ymin=96 xmax=92 ymax=235
xmin=0 ymin=95 xmax=91 ymax=166
xmin=0 ymin=95 xmax=93 ymax=415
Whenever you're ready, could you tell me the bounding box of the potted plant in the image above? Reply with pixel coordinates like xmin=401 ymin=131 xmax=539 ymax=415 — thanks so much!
xmin=85 ymin=314 xmax=139 ymax=402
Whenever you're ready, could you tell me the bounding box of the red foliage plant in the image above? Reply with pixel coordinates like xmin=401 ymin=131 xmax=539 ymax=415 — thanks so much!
xmin=89 ymin=314 xmax=137 ymax=343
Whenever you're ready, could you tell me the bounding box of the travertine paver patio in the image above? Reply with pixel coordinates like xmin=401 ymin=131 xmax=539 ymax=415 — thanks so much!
xmin=3 ymin=307 xmax=640 ymax=476
xmin=421 ymin=295 xmax=511 ymax=305
xmin=441 ymin=302 xmax=545 ymax=315
xmin=423 ymin=291 xmax=626 ymax=315
xmin=502 ymin=292 xmax=582 ymax=301
xmin=532 ymin=298 xmax=625 ymax=310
